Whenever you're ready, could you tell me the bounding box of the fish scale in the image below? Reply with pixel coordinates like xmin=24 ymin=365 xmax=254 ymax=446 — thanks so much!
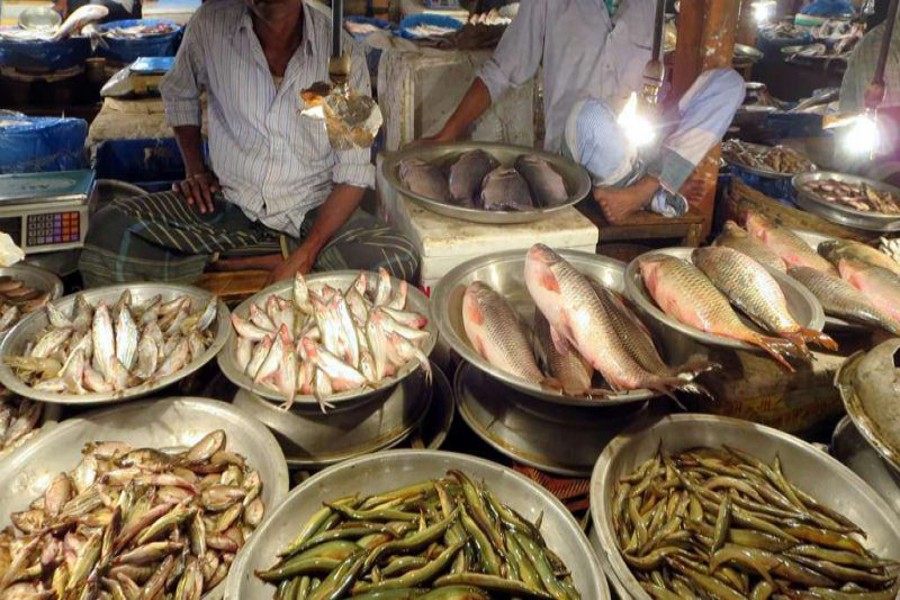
xmin=640 ymin=254 xmax=802 ymax=370
xmin=462 ymin=281 xmax=543 ymax=383
xmin=714 ymin=221 xmax=786 ymax=273
xmin=789 ymin=266 xmax=900 ymax=336
xmin=527 ymin=245 xmax=689 ymax=394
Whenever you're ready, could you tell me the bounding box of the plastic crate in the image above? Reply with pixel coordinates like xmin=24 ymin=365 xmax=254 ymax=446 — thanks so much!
xmin=0 ymin=33 xmax=91 ymax=71
xmin=93 ymin=137 xmax=189 ymax=192
xmin=95 ymin=19 xmax=182 ymax=64
xmin=728 ymin=163 xmax=797 ymax=207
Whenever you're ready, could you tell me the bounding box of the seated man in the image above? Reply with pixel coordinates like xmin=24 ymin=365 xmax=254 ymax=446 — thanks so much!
xmin=564 ymin=68 xmax=745 ymax=224
xmin=79 ymin=0 xmax=420 ymax=288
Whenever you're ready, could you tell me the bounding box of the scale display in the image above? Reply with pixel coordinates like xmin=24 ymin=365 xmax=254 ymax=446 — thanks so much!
xmin=0 ymin=170 xmax=94 ymax=254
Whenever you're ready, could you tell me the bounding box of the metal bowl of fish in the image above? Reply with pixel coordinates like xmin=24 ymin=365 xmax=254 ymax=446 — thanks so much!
xmin=793 ymin=172 xmax=900 ymax=232
xmin=831 ymin=416 xmax=900 ymax=517
xmin=381 ymin=141 xmax=591 ymax=224
xmin=217 ymin=271 xmax=436 ymax=411
xmin=455 ymin=361 xmax=656 ymax=477
xmin=224 ymin=449 xmax=609 ymax=600
xmin=591 ymin=414 xmax=900 ymax=600
xmin=0 ymin=283 xmax=229 ymax=405
xmin=432 ymin=247 xmax=678 ymax=407
xmin=835 ymin=340 xmax=900 ymax=475
xmin=0 ymin=264 xmax=64 ymax=341
xmin=721 ymin=139 xmax=816 ymax=178
xmin=624 ymin=247 xmax=826 ymax=358
xmin=231 ymin=367 xmax=432 ymax=469
xmin=0 ymin=396 xmax=290 ymax=600
xmin=0 ymin=391 xmax=63 ymax=462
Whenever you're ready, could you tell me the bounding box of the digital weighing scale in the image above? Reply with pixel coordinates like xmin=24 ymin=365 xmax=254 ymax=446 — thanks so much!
xmin=0 ymin=170 xmax=94 ymax=255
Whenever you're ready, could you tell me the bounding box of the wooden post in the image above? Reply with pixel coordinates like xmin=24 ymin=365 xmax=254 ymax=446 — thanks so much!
xmin=737 ymin=0 xmax=757 ymax=47
xmin=672 ymin=0 xmax=705 ymax=98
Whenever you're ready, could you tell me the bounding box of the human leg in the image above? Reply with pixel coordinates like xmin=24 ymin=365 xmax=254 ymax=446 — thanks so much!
xmin=650 ymin=68 xmax=745 ymax=194
xmin=301 ymin=209 xmax=420 ymax=284
xmin=78 ymin=191 xmax=278 ymax=287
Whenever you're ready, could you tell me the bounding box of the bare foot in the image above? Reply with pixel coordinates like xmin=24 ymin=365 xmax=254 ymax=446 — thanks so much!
xmin=593 ymin=176 xmax=660 ymax=225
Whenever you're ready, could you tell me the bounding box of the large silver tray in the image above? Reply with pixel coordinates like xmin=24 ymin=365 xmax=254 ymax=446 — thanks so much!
xmin=723 ymin=140 xmax=817 ymax=179
xmin=832 ymin=416 xmax=900 ymax=517
xmin=432 ymin=249 xmax=662 ymax=407
xmin=0 ymin=283 xmax=230 ymax=405
xmin=591 ymin=414 xmax=900 ymax=600
xmin=218 ymin=272 xmax=436 ymax=408
xmin=0 ymin=397 xmax=290 ymax=600
xmin=793 ymin=171 xmax=900 ymax=232
xmin=225 ymin=449 xmax=610 ymax=600
xmin=381 ymin=141 xmax=591 ymax=224
xmin=624 ymin=247 xmax=825 ymax=353
xmin=835 ymin=344 xmax=900 ymax=474
xmin=232 ymin=367 xmax=432 ymax=468
xmin=455 ymin=361 xmax=653 ymax=477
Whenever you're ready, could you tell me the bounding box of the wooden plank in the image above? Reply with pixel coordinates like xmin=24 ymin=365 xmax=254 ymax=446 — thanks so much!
xmin=195 ymin=270 xmax=269 ymax=304
xmin=579 ymin=201 xmax=706 ymax=247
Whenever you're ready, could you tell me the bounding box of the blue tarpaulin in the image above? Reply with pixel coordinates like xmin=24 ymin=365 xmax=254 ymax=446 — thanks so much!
xmin=0 ymin=117 xmax=88 ymax=173
xmin=0 ymin=33 xmax=91 ymax=71
xmin=800 ymin=0 xmax=855 ymax=16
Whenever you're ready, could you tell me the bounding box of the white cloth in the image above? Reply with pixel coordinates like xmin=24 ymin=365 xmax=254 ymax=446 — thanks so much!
xmin=160 ymin=0 xmax=374 ymax=237
xmin=478 ymin=0 xmax=656 ymax=152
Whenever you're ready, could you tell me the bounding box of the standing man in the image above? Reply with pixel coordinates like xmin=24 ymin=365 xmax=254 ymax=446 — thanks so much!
xmin=429 ymin=0 xmax=744 ymax=224
xmin=79 ymin=0 xmax=420 ymax=287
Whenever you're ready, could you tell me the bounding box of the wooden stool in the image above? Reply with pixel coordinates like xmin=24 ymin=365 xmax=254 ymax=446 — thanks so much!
xmin=578 ymin=200 xmax=706 ymax=252
xmin=195 ymin=270 xmax=270 ymax=305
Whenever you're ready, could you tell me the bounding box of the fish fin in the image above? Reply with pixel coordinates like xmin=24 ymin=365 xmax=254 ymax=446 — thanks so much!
xmin=674 ymin=381 xmax=715 ymax=401
xmin=673 ymin=360 xmax=721 ymax=379
xmin=548 ymin=324 xmax=571 ymax=356
xmin=778 ymin=331 xmax=813 ymax=361
xmin=751 ymin=335 xmax=803 ymax=372
xmin=793 ymin=328 xmax=838 ymax=352
xmin=538 ymin=377 xmax=563 ymax=392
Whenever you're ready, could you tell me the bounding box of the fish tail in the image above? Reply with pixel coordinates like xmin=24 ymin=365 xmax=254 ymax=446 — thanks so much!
xmin=675 ymin=381 xmax=715 ymax=401
xmin=751 ymin=335 xmax=803 ymax=372
xmin=778 ymin=332 xmax=813 ymax=360
xmin=673 ymin=360 xmax=721 ymax=380
xmin=789 ymin=328 xmax=838 ymax=352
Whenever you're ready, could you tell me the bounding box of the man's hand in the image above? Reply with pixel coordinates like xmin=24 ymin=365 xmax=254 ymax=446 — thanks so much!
xmin=266 ymin=246 xmax=316 ymax=286
xmin=173 ymin=171 xmax=220 ymax=215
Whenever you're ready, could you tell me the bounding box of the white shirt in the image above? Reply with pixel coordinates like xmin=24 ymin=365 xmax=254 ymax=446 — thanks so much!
xmin=479 ymin=0 xmax=655 ymax=152
xmin=160 ymin=0 xmax=374 ymax=237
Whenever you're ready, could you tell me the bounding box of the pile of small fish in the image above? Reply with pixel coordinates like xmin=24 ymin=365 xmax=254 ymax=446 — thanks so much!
xmin=403 ymin=23 xmax=459 ymax=38
xmin=0 ymin=390 xmax=42 ymax=456
xmin=256 ymin=471 xmax=581 ymax=599
xmin=467 ymin=9 xmax=511 ymax=26
xmin=800 ymin=178 xmax=900 ymax=214
xmin=101 ymin=22 xmax=177 ymax=39
xmin=811 ymin=19 xmax=865 ymax=54
xmin=717 ymin=215 xmax=900 ymax=336
xmin=231 ymin=271 xmax=431 ymax=412
xmin=400 ymin=150 xmax=569 ymax=211
xmin=0 ymin=276 xmax=53 ymax=336
xmin=0 ymin=430 xmax=265 ymax=599
xmin=4 ymin=290 xmax=219 ymax=396
xmin=463 ymin=244 xmax=714 ymax=399
xmin=612 ymin=446 xmax=899 ymax=599
xmin=639 ymin=243 xmax=837 ymax=371
xmin=722 ymin=140 xmax=815 ymax=175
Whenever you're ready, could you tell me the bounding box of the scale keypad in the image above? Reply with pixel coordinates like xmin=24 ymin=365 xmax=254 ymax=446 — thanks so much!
xmin=26 ymin=212 xmax=81 ymax=246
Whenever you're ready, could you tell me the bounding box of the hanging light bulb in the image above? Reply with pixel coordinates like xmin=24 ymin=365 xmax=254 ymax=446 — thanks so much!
xmin=842 ymin=111 xmax=880 ymax=157
xmin=618 ymin=92 xmax=657 ymax=148
xmin=752 ymin=0 xmax=776 ymax=24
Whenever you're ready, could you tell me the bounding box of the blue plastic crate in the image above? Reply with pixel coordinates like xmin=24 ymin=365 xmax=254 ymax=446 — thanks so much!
xmin=0 ymin=116 xmax=88 ymax=173
xmin=729 ymin=163 xmax=797 ymax=207
xmin=95 ymin=20 xmax=182 ymax=64
xmin=94 ymin=138 xmax=191 ymax=192
xmin=0 ymin=32 xmax=91 ymax=71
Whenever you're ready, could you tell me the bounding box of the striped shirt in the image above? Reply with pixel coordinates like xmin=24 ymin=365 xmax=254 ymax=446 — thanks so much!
xmin=478 ymin=0 xmax=655 ymax=152
xmin=160 ymin=0 xmax=374 ymax=237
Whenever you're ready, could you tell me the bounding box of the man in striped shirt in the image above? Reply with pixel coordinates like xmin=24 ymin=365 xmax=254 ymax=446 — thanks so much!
xmin=79 ymin=0 xmax=419 ymax=287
